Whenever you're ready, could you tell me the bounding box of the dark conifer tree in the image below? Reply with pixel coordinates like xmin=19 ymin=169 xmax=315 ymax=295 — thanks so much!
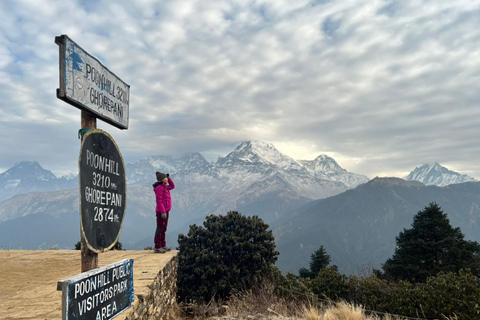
xmin=383 ymin=202 xmax=480 ymax=283
xmin=299 ymin=245 xmax=331 ymax=278
xmin=310 ymin=245 xmax=332 ymax=275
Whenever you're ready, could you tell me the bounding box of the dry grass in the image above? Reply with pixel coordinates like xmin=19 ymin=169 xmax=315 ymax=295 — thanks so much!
xmin=178 ymin=286 xmax=411 ymax=320
xmin=180 ymin=284 xmax=298 ymax=319
xmin=300 ymin=303 xmax=323 ymax=320
xmin=300 ymin=302 xmax=409 ymax=320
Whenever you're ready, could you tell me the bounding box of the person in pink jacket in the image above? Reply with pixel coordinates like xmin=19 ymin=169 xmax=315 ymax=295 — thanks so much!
xmin=153 ymin=171 xmax=175 ymax=253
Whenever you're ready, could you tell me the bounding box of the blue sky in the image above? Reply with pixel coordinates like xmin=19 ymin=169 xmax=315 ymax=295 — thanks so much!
xmin=1 ymin=0 xmax=480 ymax=179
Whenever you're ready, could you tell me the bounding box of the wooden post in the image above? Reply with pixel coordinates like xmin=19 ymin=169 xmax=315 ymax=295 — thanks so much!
xmin=80 ymin=110 xmax=97 ymax=272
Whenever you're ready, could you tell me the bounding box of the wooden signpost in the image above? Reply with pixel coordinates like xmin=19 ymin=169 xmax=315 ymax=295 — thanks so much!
xmin=56 ymin=34 xmax=132 ymax=320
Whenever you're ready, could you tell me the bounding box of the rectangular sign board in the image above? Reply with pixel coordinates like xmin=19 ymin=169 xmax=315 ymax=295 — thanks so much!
xmin=57 ymin=259 xmax=134 ymax=320
xmin=55 ymin=34 xmax=130 ymax=129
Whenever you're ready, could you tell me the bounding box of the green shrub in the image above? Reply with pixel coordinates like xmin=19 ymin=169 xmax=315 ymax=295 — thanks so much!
xmin=347 ymin=274 xmax=390 ymax=311
xmin=177 ymin=211 xmax=279 ymax=303
xmin=309 ymin=267 xmax=480 ymax=319
xmin=311 ymin=266 xmax=348 ymax=300
xmin=415 ymin=269 xmax=480 ymax=319
xmin=273 ymin=271 xmax=315 ymax=302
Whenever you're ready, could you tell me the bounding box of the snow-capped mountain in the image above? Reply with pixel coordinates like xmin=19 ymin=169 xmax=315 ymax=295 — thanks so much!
xmin=126 ymin=140 xmax=367 ymax=186
xmin=216 ymin=141 xmax=305 ymax=172
xmin=299 ymin=155 xmax=369 ymax=188
xmin=216 ymin=141 xmax=369 ymax=189
xmin=0 ymin=142 xmax=368 ymax=207
xmin=0 ymin=161 xmax=77 ymax=202
xmin=126 ymin=153 xmax=210 ymax=184
xmin=211 ymin=141 xmax=368 ymax=200
xmin=1 ymin=161 xmax=57 ymax=181
xmin=404 ymin=163 xmax=476 ymax=187
xmin=0 ymin=141 xmax=370 ymax=249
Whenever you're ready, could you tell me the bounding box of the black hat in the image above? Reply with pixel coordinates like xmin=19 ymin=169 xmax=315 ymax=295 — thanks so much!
xmin=156 ymin=172 xmax=167 ymax=181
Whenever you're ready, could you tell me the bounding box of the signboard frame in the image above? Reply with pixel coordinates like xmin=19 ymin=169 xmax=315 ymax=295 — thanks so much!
xmin=57 ymin=259 xmax=134 ymax=320
xmin=55 ymin=34 xmax=130 ymax=130
xmin=79 ymin=129 xmax=127 ymax=253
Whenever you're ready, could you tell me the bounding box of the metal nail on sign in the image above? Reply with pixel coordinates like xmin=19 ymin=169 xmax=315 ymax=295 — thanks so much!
xmin=79 ymin=129 xmax=126 ymax=253
xmin=57 ymin=259 xmax=134 ymax=320
xmin=56 ymin=35 xmax=130 ymax=130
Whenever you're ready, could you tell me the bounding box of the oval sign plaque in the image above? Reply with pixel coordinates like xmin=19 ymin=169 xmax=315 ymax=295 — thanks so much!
xmin=79 ymin=129 xmax=126 ymax=253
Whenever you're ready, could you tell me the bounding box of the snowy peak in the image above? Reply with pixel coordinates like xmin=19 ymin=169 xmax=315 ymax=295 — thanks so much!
xmin=216 ymin=141 xmax=303 ymax=171
xmin=405 ymin=163 xmax=476 ymax=187
xmin=300 ymin=155 xmax=346 ymax=176
xmin=146 ymin=153 xmax=210 ymax=172
xmin=0 ymin=161 xmax=57 ymax=181
xmin=0 ymin=161 xmax=77 ymax=202
xmin=214 ymin=141 xmax=369 ymax=190
xmin=178 ymin=153 xmax=211 ymax=171
xmin=126 ymin=152 xmax=210 ymax=183
xmin=298 ymin=155 xmax=369 ymax=188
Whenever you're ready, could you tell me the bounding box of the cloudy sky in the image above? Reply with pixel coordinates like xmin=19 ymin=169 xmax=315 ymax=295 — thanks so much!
xmin=1 ymin=0 xmax=480 ymax=179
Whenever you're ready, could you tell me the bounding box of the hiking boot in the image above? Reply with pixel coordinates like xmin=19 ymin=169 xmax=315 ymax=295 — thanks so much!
xmin=154 ymin=248 xmax=166 ymax=254
xmin=163 ymin=246 xmax=171 ymax=252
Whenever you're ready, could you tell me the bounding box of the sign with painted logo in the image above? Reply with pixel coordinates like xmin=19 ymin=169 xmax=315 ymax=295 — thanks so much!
xmin=79 ymin=129 xmax=126 ymax=253
xmin=55 ymin=34 xmax=129 ymax=130
xmin=57 ymin=259 xmax=134 ymax=320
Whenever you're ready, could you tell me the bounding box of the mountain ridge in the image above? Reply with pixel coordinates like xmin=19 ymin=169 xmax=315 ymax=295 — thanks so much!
xmin=0 ymin=161 xmax=77 ymax=202
xmin=274 ymin=177 xmax=480 ymax=274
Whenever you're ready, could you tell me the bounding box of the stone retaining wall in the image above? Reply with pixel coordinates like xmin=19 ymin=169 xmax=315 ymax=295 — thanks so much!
xmin=120 ymin=254 xmax=179 ymax=320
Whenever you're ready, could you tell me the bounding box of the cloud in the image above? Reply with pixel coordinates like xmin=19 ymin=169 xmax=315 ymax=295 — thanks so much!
xmin=1 ymin=0 xmax=480 ymax=179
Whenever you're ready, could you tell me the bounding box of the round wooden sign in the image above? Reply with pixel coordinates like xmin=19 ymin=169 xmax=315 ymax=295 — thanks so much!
xmin=79 ymin=129 xmax=126 ymax=253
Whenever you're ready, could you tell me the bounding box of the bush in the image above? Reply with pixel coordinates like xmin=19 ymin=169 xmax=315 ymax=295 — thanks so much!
xmin=347 ymin=274 xmax=390 ymax=311
xmin=307 ymin=267 xmax=480 ymax=319
xmin=177 ymin=211 xmax=279 ymax=303
xmin=311 ymin=266 xmax=348 ymax=300
xmin=415 ymin=269 xmax=480 ymax=319
xmin=273 ymin=271 xmax=315 ymax=303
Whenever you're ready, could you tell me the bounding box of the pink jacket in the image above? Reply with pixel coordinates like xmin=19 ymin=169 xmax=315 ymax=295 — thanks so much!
xmin=153 ymin=178 xmax=175 ymax=213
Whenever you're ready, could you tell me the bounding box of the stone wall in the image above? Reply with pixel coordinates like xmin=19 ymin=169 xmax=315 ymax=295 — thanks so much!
xmin=120 ymin=253 xmax=179 ymax=320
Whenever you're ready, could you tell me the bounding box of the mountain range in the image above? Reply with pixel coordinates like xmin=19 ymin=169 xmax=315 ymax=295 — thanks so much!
xmin=0 ymin=141 xmax=478 ymax=275
xmin=0 ymin=141 xmax=368 ymax=248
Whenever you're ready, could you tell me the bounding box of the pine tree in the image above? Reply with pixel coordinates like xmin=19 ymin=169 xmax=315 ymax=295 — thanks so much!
xmin=299 ymin=245 xmax=331 ymax=278
xmin=177 ymin=211 xmax=279 ymax=302
xmin=383 ymin=203 xmax=480 ymax=283
xmin=310 ymin=245 xmax=332 ymax=275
